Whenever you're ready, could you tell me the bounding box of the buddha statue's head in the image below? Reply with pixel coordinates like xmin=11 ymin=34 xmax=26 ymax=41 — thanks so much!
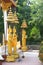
xmin=13 ymin=26 xmax=16 ymax=33
xmin=8 ymin=25 xmax=12 ymax=34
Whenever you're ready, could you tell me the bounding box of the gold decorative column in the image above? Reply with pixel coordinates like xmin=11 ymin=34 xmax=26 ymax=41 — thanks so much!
xmin=21 ymin=19 xmax=28 ymax=52
xmin=6 ymin=8 xmax=19 ymax=61
xmin=6 ymin=8 xmax=16 ymax=62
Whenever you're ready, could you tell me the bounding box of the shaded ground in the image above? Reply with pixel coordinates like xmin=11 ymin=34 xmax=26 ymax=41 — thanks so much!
xmin=2 ymin=50 xmax=43 ymax=65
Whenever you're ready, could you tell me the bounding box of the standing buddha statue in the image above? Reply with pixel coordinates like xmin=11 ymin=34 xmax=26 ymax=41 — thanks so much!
xmin=8 ymin=26 xmax=12 ymax=55
xmin=22 ymin=29 xmax=28 ymax=52
xmin=6 ymin=26 xmax=16 ymax=62
xmin=13 ymin=26 xmax=19 ymax=58
xmin=21 ymin=19 xmax=28 ymax=52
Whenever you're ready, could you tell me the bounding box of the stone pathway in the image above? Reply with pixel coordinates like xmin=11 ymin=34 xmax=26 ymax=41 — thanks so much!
xmin=2 ymin=50 xmax=43 ymax=65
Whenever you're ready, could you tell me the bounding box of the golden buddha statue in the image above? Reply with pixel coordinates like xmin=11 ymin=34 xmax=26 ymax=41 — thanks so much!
xmin=22 ymin=29 xmax=28 ymax=52
xmin=12 ymin=26 xmax=19 ymax=59
xmin=6 ymin=26 xmax=16 ymax=62
xmin=8 ymin=25 xmax=12 ymax=34
xmin=13 ymin=26 xmax=17 ymax=48
xmin=8 ymin=26 xmax=12 ymax=55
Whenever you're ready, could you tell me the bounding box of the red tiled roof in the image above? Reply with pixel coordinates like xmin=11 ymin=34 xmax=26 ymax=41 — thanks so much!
xmin=2 ymin=0 xmax=16 ymax=7
xmin=3 ymin=0 xmax=10 ymax=3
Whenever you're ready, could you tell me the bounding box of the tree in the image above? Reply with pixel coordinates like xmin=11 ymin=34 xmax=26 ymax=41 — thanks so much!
xmin=28 ymin=0 xmax=43 ymax=41
xmin=0 ymin=9 xmax=4 ymax=33
xmin=16 ymin=0 xmax=31 ymax=24
xmin=30 ymin=26 xmax=41 ymax=40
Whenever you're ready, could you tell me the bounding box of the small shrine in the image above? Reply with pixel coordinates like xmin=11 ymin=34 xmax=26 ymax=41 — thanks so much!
xmin=6 ymin=8 xmax=19 ymax=62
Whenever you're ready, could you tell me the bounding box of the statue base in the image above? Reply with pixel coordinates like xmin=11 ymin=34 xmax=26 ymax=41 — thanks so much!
xmin=14 ymin=52 xmax=19 ymax=59
xmin=6 ymin=55 xmax=16 ymax=62
xmin=22 ymin=46 xmax=28 ymax=52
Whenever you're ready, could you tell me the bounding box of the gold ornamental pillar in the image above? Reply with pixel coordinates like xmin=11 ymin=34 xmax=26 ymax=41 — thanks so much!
xmin=6 ymin=8 xmax=16 ymax=62
xmin=21 ymin=19 xmax=28 ymax=52
xmin=6 ymin=8 xmax=19 ymax=61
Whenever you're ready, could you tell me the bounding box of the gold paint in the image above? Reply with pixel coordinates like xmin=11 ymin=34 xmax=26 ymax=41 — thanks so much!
xmin=22 ymin=29 xmax=28 ymax=52
xmin=14 ymin=11 xmax=19 ymax=23
xmin=7 ymin=8 xmax=15 ymax=23
xmin=6 ymin=26 xmax=16 ymax=62
xmin=21 ymin=19 xmax=27 ymax=28
xmin=12 ymin=26 xmax=19 ymax=59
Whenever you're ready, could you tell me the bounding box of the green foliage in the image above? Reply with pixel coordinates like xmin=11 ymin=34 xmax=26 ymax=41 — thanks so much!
xmin=17 ymin=0 xmax=31 ymax=24
xmin=28 ymin=0 xmax=43 ymax=43
xmin=0 ymin=9 xmax=4 ymax=33
xmin=30 ymin=26 xmax=41 ymax=40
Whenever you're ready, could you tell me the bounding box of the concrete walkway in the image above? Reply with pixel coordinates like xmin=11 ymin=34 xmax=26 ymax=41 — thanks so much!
xmin=2 ymin=50 xmax=43 ymax=65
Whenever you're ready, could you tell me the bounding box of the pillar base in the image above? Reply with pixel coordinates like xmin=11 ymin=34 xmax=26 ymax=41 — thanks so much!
xmin=14 ymin=52 xmax=19 ymax=59
xmin=6 ymin=55 xmax=16 ymax=62
xmin=22 ymin=46 xmax=28 ymax=52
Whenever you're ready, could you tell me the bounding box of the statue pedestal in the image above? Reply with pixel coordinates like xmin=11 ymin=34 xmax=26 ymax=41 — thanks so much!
xmin=22 ymin=46 xmax=28 ymax=52
xmin=14 ymin=52 xmax=19 ymax=59
xmin=6 ymin=55 xmax=16 ymax=62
